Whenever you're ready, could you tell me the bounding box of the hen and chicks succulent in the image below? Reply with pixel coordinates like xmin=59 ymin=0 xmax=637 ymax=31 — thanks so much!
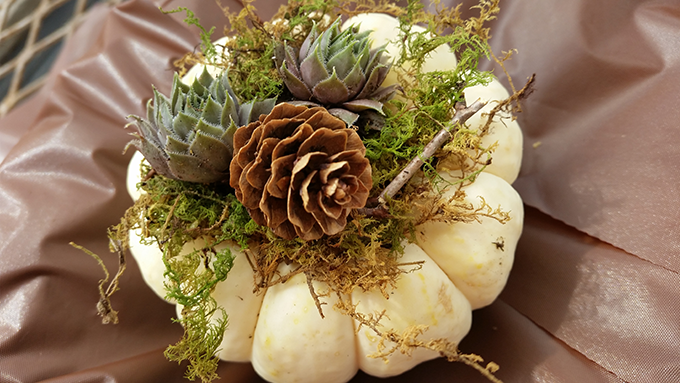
xmin=127 ymin=68 xmax=275 ymax=183
xmin=276 ymin=17 xmax=396 ymax=124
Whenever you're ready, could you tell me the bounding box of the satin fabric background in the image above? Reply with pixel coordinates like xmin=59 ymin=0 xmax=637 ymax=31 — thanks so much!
xmin=0 ymin=0 xmax=678 ymax=382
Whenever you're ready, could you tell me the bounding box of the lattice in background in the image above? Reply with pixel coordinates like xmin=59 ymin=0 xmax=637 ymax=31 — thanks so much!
xmin=0 ymin=0 xmax=122 ymax=116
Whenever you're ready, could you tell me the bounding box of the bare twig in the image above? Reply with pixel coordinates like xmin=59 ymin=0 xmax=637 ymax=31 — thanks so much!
xmin=305 ymin=271 xmax=327 ymax=318
xmin=378 ymin=99 xmax=485 ymax=205
xmin=141 ymin=168 xmax=156 ymax=182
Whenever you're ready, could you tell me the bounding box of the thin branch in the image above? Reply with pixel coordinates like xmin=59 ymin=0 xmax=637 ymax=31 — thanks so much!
xmin=356 ymin=99 xmax=484 ymax=218
xmin=380 ymin=99 xmax=485 ymax=204
xmin=305 ymin=271 xmax=326 ymax=318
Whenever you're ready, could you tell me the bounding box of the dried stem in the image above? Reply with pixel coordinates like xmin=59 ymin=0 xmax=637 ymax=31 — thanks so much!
xmin=305 ymin=271 xmax=327 ymax=318
xmin=70 ymin=239 xmax=127 ymax=324
xmin=380 ymin=99 xmax=484 ymax=202
xmin=356 ymin=99 xmax=485 ymax=218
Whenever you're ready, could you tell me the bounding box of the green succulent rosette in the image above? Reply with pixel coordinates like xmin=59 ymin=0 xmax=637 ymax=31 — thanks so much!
xmin=127 ymin=68 xmax=275 ymax=183
xmin=276 ymin=17 xmax=397 ymax=125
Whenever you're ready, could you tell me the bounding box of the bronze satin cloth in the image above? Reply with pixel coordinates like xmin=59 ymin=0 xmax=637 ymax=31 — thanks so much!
xmin=0 ymin=0 xmax=678 ymax=382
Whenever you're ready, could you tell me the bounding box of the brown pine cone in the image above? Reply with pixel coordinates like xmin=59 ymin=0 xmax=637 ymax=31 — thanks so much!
xmin=230 ymin=103 xmax=372 ymax=241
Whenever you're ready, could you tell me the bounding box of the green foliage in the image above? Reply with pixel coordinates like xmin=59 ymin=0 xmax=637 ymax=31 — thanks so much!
xmin=117 ymin=163 xmax=262 ymax=382
xmin=279 ymin=0 xmax=337 ymax=42
xmin=160 ymin=7 xmax=218 ymax=64
xmin=218 ymin=195 xmax=262 ymax=249
xmin=220 ymin=2 xmax=285 ymax=102
xmin=359 ymin=0 xmax=495 ymax=195
xmin=164 ymin=246 xmax=234 ymax=382
xmin=225 ymin=29 xmax=283 ymax=101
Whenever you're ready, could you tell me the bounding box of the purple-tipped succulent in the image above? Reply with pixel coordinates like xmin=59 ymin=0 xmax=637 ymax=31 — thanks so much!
xmin=276 ymin=17 xmax=397 ymax=125
xmin=127 ymin=68 xmax=275 ymax=183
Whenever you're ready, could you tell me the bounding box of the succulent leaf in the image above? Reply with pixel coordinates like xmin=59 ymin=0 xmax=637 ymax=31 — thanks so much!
xmin=312 ymin=68 xmax=350 ymax=104
xmin=300 ymin=45 xmax=330 ymax=89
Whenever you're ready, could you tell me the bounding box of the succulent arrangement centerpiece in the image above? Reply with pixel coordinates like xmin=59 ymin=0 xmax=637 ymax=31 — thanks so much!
xmin=80 ymin=0 xmax=535 ymax=382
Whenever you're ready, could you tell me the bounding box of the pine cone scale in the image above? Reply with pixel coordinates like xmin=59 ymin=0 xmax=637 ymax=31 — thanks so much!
xmin=272 ymin=125 xmax=313 ymax=160
xmin=268 ymin=154 xmax=296 ymax=199
xmin=297 ymin=128 xmax=348 ymax=158
xmin=287 ymin=189 xmax=318 ymax=234
xmin=318 ymin=161 xmax=348 ymax=184
xmin=236 ymin=162 xmax=262 ymax=210
xmin=328 ymin=150 xmax=370 ymax=178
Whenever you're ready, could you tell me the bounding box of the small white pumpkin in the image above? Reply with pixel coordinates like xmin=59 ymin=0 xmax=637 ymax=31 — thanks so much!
xmin=127 ymin=13 xmax=523 ymax=383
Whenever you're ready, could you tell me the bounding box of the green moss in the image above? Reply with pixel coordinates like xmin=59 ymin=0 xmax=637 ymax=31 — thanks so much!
xmin=164 ymin=246 xmax=234 ymax=382
xmin=222 ymin=17 xmax=283 ymax=101
xmin=107 ymin=162 xmax=262 ymax=383
xmin=160 ymin=7 xmax=218 ymax=65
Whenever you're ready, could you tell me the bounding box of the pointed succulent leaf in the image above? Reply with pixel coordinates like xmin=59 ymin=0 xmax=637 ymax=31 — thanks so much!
xmin=369 ymin=83 xmax=399 ymax=102
xmin=328 ymin=31 xmax=352 ymax=58
xmin=145 ymin=99 xmax=155 ymax=125
xmin=283 ymin=43 xmax=300 ymax=78
xmin=131 ymin=116 xmax=162 ymax=147
xmin=166 ymin=135 xmax=191 ymax=153
xmin=222 ymin=93 xmax=239 ymax=128
xmin=327 ymin=42 xmax=356 ymax=79
xmin=342 ymin=60 xmax=367 ymax=99
xmin=173 ymin=91 xmax=185 ymax=116
xmin=358 ymin=40 xmax=371 ymax=69
xmin=172 ymin=112 xmax=197 ymax=140
xmin=354 ymin=29 xmax=371 ymax=42
xmin=300 ymin=45 xmax=330 ymax=90
xmin=189 ymin=131 xmax=231 ymax=172
xmin=312 ymin=68 xmax=350 ymax=104
xmin=195 ymin=118 xmax=225 ymax=138
xmin=221 ymin=98 xmax=236 ymax=129
xmin=200 ymin=96 xmax=223 ymax=126
xmin=317 ymin=18 xmax=339 ymax=58
xmin=128 ymin=134 xmax=172 ymax=177
xmin=342 ymin=99 xmax=385 ymax=114
xmin=366 ymin=45 xmax=389 ymax=74
xmin=247 ymin=98 xmax=277 ymax=123
xmin=238 ymin=102 xmax=254 ymax=128
xmin=327 ymin=108 xmax=359 ymax=126
xmin=221 ymin=120 xmax=238 ymax=157
xmin=159 ymin=99 xmax=174 ymax=134
xmin=197 ymin=66 xmax=214 ymax=88
xmin=299 ymin=22 xmax=319 ymax=59
xmin=191 ymin=76 xmax=207 ymax=97
xmin=354 ymin=63 xmax=389 ymax=100
xmin=183 ymin=91 xmax=201 ymax=119
xmin=281 ymin=61 xmax=313 ymax=100
xmin=152 ymin=89 xmax=170 ymax=126
xmin=167 ymin=152 xmax=224 ymax=183
xmin=219 ymin=73 xmax=240 ymax=109
xmin=208 ymin=76 xmax=225 ymax=104
xmin=170 ymin=73 xmax=190 ymax=114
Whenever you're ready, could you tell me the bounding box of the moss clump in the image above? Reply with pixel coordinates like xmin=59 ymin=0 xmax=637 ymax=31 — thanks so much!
xmin=105 ymin=162 xmax=262 ymax=382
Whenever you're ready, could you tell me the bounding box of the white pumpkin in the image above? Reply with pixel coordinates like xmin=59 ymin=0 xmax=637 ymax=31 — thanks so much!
xmin=126 ymin=13 xmax=523 ymax=383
